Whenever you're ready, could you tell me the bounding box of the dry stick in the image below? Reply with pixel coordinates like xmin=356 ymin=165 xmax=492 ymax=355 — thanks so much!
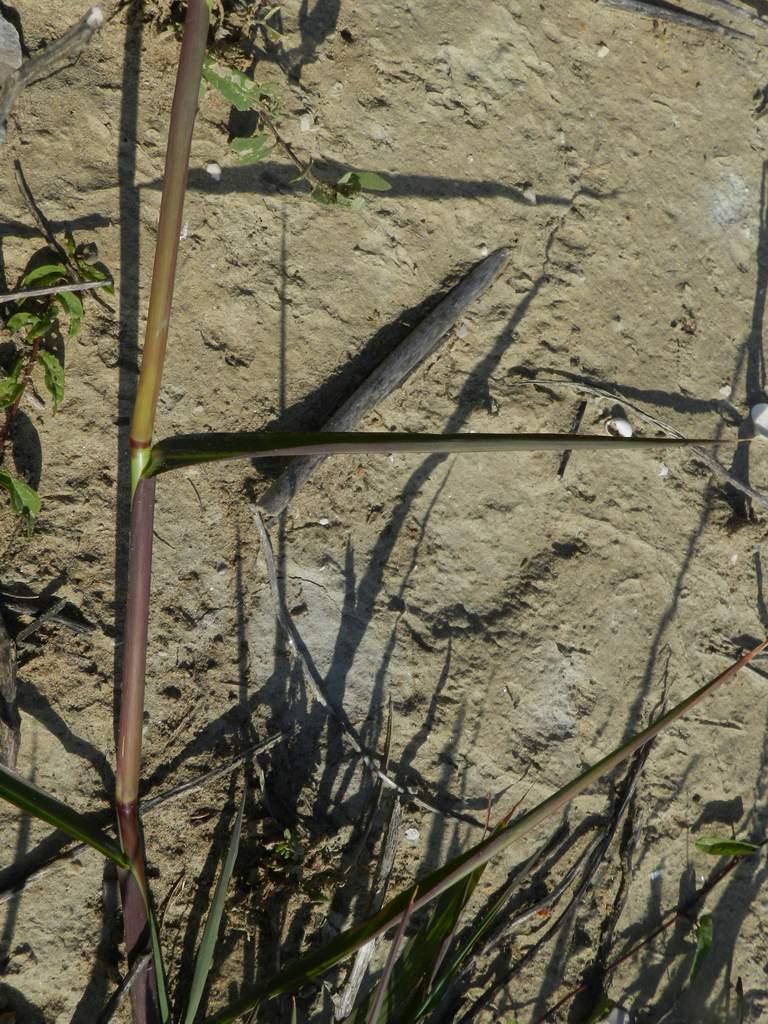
xmin=0 ymin=608 xmax=19 ymax=770
xmin=507 ymin=376 xmax=768 ymax=511
xmin=0 ymin=278 xmax=111 ymax=305
xmin=0 ymin=732 xmax=284 ymax=908
xmin=13 ymin=159 xmax=115 ymax=315
xmin=333 ymin=799 xmax=403 ymax=1020
xmin=95 ymin=952 xmax=152 ymax=1024
xmin=258 ymin=247 xmax=510 ymax=518
xmin=697 ymin=0 xmax=768 ymax=24
xmin=0 ymin=8 xmax=105 ymax=139
xmin=254 ymin=510 xmax=484 ymax=827
xmin=595 ymin=0 xmax=754 ymax=37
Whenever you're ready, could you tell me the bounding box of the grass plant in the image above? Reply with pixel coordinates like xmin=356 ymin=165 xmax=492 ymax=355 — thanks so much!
xmin=0 ymin=3 xmax=765 ymax=1022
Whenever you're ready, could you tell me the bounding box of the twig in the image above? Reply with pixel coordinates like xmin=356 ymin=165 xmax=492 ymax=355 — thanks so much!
xmin=0 ymin=608 xmax=19 ymax=770
xmin=0 ymin=732 xmax=284 ymax=906
xmin=258 ymin=248 xmax=510 ymax=517
xmin=13 ymin=159 xmax=114 ymax=315
xmin=94 ymin=952 xmax=151 ymax=1024
xmin=0 ymin=8 xmax=105 ymax=141
xmin=333 ymin=797 xmax=403 ymax=1020
xmin=557 ymin=400 xmax=587 ymax=479
xmin=596 ymin=0 xmax=754 ymax=37
xmin=697 ymin=0 xmax=768 ymax=24
xmin=0 ymin=278 xmax=112 ymax=305
xmin=254 ymin=510 xmax=485 ymax=827
xmin=506 ymin=375 xmax=768 ymax=510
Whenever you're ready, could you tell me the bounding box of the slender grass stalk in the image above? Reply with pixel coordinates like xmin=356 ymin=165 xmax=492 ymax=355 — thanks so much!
xmin=115 ymin=2 xmax=209 ymax=1021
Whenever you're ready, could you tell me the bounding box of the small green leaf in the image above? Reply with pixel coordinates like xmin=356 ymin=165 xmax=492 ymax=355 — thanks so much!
xmin=339 ymin=170 xmax=391 ymax=192
xmin=26 ymin=312 xmax=56 ymax=342
xmin=182 ymin=790 xmax=246 ymax=1024
xmin=0 ymin=469 xmax=40 ymax=533
xmin=21 ymin=262 xmax=66 ymax=287
xmin=585 ymin=994 xmax=616 ymax=1023
xmin=56 ymin=290 xmax=83 ymax=337
xmin=202 ymin=57 xmax=274 ymax=111
xmin=75 ymin=262 xmax=115 ymax=294
xmin=0 ymin=363 xmax=24 ymax=409
xmin=310 ymin=184 xmax=337 ymax=206
xmin=38 ymin=351 xmax=64 ymax=411
xmin=6 ymin=311 xmax=39 ymax=332
xmin=688 ymin=913 xmax=713 ymax=985
xmin=230 ymin=133 xmax=273 ymax=164
xmin=695 ymin=837 xmax=760 ymax=858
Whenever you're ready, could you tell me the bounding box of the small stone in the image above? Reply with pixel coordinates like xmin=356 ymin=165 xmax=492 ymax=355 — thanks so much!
xmin=657 ymin=462 xmax=669 ymax=479
xmin=205 ymin=161 xmax=222 ymax=181
xmin=606 ymin=417 xmax=633 ymax=438
xmin=718 ymin=383 xmax=732 ymax=399
xmin=522 ymin=185 xmax=537 ymax=205
xmin=597 ymin=42 xmax=609 ymax=58
xmin=404 ymin=827 xmax=420 ymax=843
xmin=318 ymin=517 xmax=330 ymax=526
xmin=479 ymin=243 xmax=489 ymax=257
xmin=751 ymin=403 xmax=768 ymax=440
xmin=179 ymin=222 xmax=189 ymax=241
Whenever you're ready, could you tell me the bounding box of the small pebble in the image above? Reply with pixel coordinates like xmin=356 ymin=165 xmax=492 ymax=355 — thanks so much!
xmin=649 ymin=869 xmax=662 ymax=881
xmin=719 ymin=383 xmax=732 ymax=399
xmin=522 ymin=185 xmax=537 ymax=205
xmin=751 ymin=403 xmax=768 ymax=440
xmin=318 ymin=517 xmax=330 ymax=526
xmin=404 ymin=827 xmax=420 ymax=843
xmin=657 ymin=462 xmax=669 ymax=479
xmin=179 ymin=222 xmax=189 ymax=241
xmin=205 ymin=161 xmax=222 ymax=181
xmin=606 ymin=416 xmax=633 ymax=438
xmin=597 ymin=43 xmax=609 ymax=58
xmin=728 ymin=552 xmax=738 ymax=567
xmin=479 ymin=243 xmax=489 ymax=257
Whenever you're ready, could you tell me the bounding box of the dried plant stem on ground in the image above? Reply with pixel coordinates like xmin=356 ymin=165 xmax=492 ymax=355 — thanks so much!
xmin=0 ymin=278 xmax=110 ymax=304
xmin=259 ymin=247 xmax=509 ymax=517
xmin=596 ymin=0 xmax=753 ymax=37
xmin=0 ymin=608 xmax=19 ymax=769
xmin=0 ymin=7 xmax=104 ymax=141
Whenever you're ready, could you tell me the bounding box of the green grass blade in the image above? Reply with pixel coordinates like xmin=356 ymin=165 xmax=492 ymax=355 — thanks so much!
xmin=206 ymin=639 xmax=767 ymax=1023
xmin=0 ymin=763 xmax=129 ymax=867
xmin=147 ymin=895 xmax=172 ymax=1024
xmin=687 ymin=913 xmax=713 ymax=985
xmin=182 ymin=790 xmax=246 ymax=1024
xmin=145 ymin=430 xmax=725 ymax=477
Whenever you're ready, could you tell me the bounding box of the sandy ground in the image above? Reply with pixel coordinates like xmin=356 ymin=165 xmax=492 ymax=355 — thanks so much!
xmin=3 ymin=1 xmax=768 ymax=1021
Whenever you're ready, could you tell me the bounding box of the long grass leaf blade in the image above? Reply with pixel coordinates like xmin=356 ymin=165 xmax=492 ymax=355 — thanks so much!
xmin=207 ymin=638 xmax=767 ymax=1023
xmin=0 ymin=763 xmax=129 ymax=867
xmin=183 ymin=789 xmax=246 ymax=1024
xmin=145 ymin=430 xmax=731 ymax=477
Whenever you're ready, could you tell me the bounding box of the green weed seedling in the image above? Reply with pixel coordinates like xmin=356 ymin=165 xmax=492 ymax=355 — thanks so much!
xmin=0 ymin=246 xmax=112 ymax=531
xmin=200 ymin=55 xmax=391 ymax=207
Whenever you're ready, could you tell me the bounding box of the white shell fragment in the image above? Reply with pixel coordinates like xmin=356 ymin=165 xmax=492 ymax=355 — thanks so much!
xmin=606 ymin=416 xmax=633 ymax=438
xmin=751 ymin=403 xmax=768 ymax=440
xmin=404 ymin=827 xmax=420 ymax=843
xmin=205 ymin=161 xmax=222 ymax=181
